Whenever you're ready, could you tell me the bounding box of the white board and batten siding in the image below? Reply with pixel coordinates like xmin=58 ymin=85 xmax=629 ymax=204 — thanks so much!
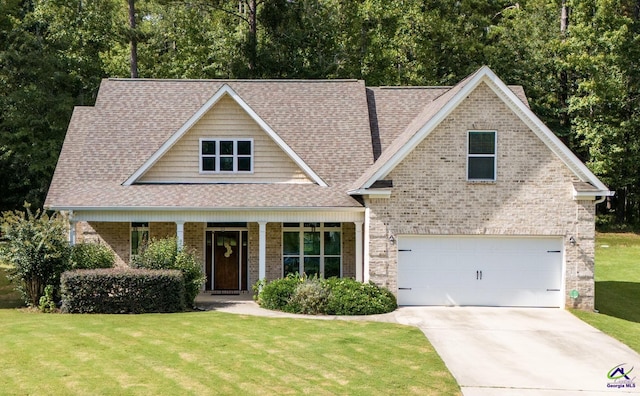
xmin=140 ymin=95 xmax=312 ymax=184
xmin=397 ymin=235 xmax=564 ymax=307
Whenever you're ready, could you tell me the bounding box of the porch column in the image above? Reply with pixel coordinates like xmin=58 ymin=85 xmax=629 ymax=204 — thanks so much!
xmin=354 ymin=221 xmax=364 ymax=282
xmin=258 ymin=221 xmax=267 ymax=280
xmin=363 ymin=207 xmax=370 ymax=283
xmin=69 ymin=221 xmax=77 ymax=246
xmin=175 ymin=221 xmax=184 ymax=250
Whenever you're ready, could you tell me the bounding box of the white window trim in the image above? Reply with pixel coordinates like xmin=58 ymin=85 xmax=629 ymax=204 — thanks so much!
xmin=199 ymin=138 xmax=254 ymax=174
xmin=282 ymin=223 xmax=342 ymax=278
xmin=467 ymin=130 xmax=497 ymax=181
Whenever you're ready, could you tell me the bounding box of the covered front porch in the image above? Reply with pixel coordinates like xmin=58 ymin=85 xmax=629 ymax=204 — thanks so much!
xmin=67 ymin=208 xmax=368 ymax=292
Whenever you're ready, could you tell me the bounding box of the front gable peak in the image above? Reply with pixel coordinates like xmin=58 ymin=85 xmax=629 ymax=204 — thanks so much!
xmin=351 ymin=66 xmax=611 ymax=198
xmin=124 ymin=84 xmax=327 ymax=187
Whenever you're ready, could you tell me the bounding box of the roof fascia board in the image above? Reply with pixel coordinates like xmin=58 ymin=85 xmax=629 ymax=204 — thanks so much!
xmin=361 ymin=69 xmax=487 ymax=188
xmin=347 ymin=189 xmax=392 ymax=198
xmin=481 ymin=68 xmax=611 ymax=193
xmin=46 ymin=205 xmax=365 ymax=212
xmin=123 ymin=84 xmax=327 ymax=187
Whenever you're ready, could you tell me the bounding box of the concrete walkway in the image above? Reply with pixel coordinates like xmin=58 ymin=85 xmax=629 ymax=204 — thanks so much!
xmin=195 ymin=295 xmax=640 ymax=395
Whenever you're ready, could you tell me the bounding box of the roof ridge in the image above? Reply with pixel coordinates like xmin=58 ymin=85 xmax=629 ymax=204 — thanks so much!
xmin=107 ymin=78 xmax=362 ymax=83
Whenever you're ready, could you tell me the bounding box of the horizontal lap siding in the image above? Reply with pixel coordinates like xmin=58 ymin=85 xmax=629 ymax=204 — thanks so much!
xmin=140 ymin=95 xmax=311 ymax=183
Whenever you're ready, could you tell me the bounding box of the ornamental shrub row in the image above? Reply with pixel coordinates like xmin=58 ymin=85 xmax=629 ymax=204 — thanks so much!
xmin=255 ymin=274 xmax=397 ymax=315
xmin=61 ymin=268 xmax=186 ymax=314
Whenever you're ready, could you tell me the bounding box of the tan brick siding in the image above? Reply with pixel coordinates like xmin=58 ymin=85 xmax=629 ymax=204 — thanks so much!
xmin=367 ymin=82 xmax=596 ymax=309
xmin=76 ymin=222 xmax=130 ymax=266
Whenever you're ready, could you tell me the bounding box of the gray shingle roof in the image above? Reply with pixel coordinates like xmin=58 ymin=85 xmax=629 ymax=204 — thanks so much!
xmin=45 ymin=71 xmax=537 ymax=211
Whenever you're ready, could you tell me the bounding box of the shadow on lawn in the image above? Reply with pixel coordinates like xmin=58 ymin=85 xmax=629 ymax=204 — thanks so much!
xmin=595 ymin=281 xmax=640 ymax=323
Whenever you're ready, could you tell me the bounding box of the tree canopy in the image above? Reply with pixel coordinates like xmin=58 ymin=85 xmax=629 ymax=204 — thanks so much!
xmin=1 ymin=0 xmax=639 ymax=226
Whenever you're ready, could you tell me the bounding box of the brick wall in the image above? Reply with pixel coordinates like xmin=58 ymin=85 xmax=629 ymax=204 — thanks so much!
xmin=367 ymin=82 xmax=596 ymax=309
xmin=77 ymin=221 xmax=130 ymax=266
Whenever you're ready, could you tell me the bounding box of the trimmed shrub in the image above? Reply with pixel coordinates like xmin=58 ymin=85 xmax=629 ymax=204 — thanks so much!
xmin=61 ymin=268 xmax=186 ymax=314
xmin=325 ymin=278 xmax=397 ymax=315
xmin=288 ymin=277 xmax=329 ymax=315
xmin=132 ymin=238 xmax=205 ymax=307
xmin=69 ymin=243 xmax=115 ymax=270
xmin=0 ymin=205 xmax=70 ymax=306
xmin=255 ymin=275 xmax=397 ymax=315
xmin=255 ymin=274 xmax=301 ymax=312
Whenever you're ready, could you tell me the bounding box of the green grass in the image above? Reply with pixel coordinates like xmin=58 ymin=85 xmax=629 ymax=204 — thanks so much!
xmin=573 ymin=233 xmax=640 ymax=353
xmin=0 ymin=268 xmax=459 ymax=395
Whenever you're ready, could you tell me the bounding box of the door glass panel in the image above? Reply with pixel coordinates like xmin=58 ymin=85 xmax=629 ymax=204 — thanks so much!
xmin=304 ymin=257 xmax=320 ymax=277
xmin=283 ymin=232 xmax=300 ymax=255
xmin=324 ymin=257 xmax=341 ymax=278
xmin=303 ymin=232 xmax=320 ymax=255
xmin=324 ymin=231 xmax=341 ymax=255
xmin=284 ymin=257 xmax=299 ymax=276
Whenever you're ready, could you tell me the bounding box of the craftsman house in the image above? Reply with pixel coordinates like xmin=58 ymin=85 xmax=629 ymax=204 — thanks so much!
xmin=45 ymin=66 xmax=611 ymax=309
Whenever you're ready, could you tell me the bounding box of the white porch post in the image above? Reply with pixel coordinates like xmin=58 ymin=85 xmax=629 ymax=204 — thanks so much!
xmin=363 ymin=207 xmax=370 ymax=283
xmin=69 ymin=221 xmax=77 ymax=246
xmin=354 ymin=221 xmax=364 ymax=282
xmin=175 ymin=221 xmax=185 ymax=250
xmin=258 ymin=221 xmax=267 ymax=280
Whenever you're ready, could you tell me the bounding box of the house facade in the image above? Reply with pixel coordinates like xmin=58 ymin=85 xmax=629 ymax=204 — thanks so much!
xmin=45 ymin=67 xmax=611 ymax=310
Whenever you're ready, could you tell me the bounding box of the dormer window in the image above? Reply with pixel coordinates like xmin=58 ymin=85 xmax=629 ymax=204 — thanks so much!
xmin=200 ymin=138 xmax=253 ymax=173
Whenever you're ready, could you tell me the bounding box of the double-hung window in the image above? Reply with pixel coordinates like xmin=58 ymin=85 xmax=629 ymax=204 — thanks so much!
xmin=282 ymin=223 xmax=341 ymax=278
xmin=200 ymin=139 xmax=253 ymax=173
xmin=467 ymin=131 xmax=496 ymax=181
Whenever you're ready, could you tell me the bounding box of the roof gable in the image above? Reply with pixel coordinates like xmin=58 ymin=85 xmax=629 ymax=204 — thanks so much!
xmin=351 ymin=66 xmax=611 ymax=196
xmin=124 ymin=84 xmax=327 ymax=187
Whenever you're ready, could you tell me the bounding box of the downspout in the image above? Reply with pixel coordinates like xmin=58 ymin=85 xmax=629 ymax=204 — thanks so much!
xmin=594 ymin=196 xmax=606 ymax=205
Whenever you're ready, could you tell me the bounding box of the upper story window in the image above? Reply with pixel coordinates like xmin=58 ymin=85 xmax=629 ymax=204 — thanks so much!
xmin=200 ymin=138 xmax=253 ymax=173
xmin=467 ymin=131 xmax=496 ymax=181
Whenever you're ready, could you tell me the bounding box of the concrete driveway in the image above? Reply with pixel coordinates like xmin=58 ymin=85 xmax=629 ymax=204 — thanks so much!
xmin=394 ymin=307 xmax=640 ymax=395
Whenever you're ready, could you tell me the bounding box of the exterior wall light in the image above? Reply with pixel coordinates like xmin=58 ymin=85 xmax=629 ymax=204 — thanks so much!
xmin=569 ymin=236 xmax=576 ymax=246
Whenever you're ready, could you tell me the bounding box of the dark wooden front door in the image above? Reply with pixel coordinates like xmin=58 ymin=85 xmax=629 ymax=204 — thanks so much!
xmin=214 ymin=231 xmax=240 ymax=290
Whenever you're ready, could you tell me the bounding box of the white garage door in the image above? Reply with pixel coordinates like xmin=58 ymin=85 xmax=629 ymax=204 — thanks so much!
xmin=397 ymin=236 xmax=563 ymax=307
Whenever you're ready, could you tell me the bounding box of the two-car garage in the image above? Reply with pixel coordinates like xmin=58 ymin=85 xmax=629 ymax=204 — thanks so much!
xmin=396 ymin=236 xmax=564 ymax=307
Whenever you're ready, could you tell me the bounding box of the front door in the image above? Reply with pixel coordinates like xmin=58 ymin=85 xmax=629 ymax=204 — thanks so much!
xmin=205 ymin=230 xmax=248 ymax=291
xmin=214 ymin=231 xmax=240 ymax=290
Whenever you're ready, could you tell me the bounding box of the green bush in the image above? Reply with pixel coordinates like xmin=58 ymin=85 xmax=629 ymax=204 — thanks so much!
xmin=132 ymin=237 xmax=205 ymax=307
xmin=255 ymin=275 xmax=397 ymax=315
xmin=288 ymin=277 xmax=329 ymax=315
xmin=61 ymin=268 xmax=186 ymax=314
xmin=0 ymin=205 xmax=70 ymax=306
xmin=255 ymin=274 xmax=301 ymax=312
xmin=325 ymin=278 xmax=397 ymax=315
xmin=69 ymin=243 xmax=115 ymax=270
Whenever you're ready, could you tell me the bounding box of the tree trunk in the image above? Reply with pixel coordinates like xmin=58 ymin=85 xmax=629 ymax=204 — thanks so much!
xmin=129 ymin=0 xmax=138 ymax=78
xmin=247 ymin=0 xmax=257 ymax=76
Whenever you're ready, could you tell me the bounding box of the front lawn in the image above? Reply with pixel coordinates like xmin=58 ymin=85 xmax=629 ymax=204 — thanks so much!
xmin=0 ymin=296 xmax=458 ymax=395
xmin=573 ymin=233 xmax=640 ymax=353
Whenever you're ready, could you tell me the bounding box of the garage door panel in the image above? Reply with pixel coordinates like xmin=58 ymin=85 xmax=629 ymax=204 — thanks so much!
xmin=397 ymin=236 xmax=563 ymax=307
